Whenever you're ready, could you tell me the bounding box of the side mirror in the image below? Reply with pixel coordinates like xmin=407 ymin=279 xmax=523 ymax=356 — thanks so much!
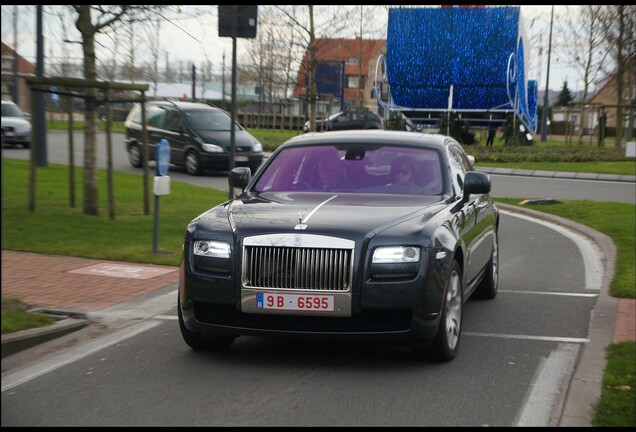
xmin=229 ymin=167 xmax=251 ymax=190
xmin=462 ymin=171 xmax=491 ymax=201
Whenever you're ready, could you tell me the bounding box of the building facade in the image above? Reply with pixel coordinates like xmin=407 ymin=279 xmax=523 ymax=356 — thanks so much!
xmin=293 ymin=38 xmax=386 ymax=117
xmin=1 ymin=41 xmax=36 ymax=112
xmin=584 ymin=56 xmax=636 ymax=135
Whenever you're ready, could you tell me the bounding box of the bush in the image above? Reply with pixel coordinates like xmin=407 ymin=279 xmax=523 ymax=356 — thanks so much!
xmin=463 ymin=145 xmax=626 ymax=163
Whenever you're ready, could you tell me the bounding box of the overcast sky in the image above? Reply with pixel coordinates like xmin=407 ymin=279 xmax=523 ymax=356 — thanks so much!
xmin=1 ymin=5 xmax=586 ymax=93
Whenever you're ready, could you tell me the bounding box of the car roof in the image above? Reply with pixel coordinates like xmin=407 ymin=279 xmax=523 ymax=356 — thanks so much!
xmin=285 ymin=130 xmax=451 ymax=148
xmin=147 ymin=100 xmax=221 ymax=111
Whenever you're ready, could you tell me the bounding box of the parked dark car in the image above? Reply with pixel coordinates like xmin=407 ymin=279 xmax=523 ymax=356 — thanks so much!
xmin=178 ymin=129 xmax=499 ymax=362
xmin=124 ymin=100 xmax=264 ymax=175
xmin=304 ymin=109 xmax=384 ymax=133
xmin=99 ymin=101 xmax=133 ymax=122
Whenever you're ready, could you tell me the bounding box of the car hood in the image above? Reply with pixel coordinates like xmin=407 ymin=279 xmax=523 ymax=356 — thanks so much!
xmin=200 ymin=192 xmax=447 ymax=240
xmin=197 ymin=130 xmax=255 ymax=149
xmin=1 ymin=117 xmax=31 ymax=129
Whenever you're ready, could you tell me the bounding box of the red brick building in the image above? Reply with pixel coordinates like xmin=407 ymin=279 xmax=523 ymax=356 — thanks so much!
xmin=293 ymin=38 xmax=386 ymax=114
xmin=1 ymin=41 xmax=36 ymax=112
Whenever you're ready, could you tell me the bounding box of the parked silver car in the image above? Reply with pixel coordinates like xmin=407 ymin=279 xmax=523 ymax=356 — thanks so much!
xmin=1 ymin=100 xmax=31 ymax=148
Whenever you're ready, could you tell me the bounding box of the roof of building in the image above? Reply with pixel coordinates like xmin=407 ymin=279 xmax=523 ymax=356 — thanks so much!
xmin=1 ymin=41 xmax=36 ymax=75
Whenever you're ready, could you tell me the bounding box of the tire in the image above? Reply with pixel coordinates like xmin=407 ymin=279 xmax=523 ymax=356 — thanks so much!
xmin=178 ymin=298 xmax=235 ymax=351
xmin=128 ymin=143 xmax=142 ymax=168
xmin=474 ymin=230 xmax=499 ymax=300
xmin=413 ymin=259 xmax=463 ymax=362
xmin=185 ymin=150 xmax=202 ymax=176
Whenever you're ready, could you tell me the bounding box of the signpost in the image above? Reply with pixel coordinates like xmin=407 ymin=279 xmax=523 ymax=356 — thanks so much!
xmin=153 ymin=138 xmax=171 ymax=254
xmin=219 ymin=5 xmax=258 ymax=200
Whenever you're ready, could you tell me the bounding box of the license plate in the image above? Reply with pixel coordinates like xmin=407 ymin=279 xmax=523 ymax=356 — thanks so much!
xmin=4 ymin=130 xmax=15 ymax=138
xmin=235 ymin=155 xmax=248 ymax=162
xmin=256 ymin=293 xmax=335 ymax=312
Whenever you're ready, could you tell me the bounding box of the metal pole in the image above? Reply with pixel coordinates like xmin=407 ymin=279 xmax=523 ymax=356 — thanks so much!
xmin=540 ymin=6 xmax=554 ymax=142
xmin=191 ymin=64 xmax=196 ymax=101
xmin=228 ymin=6 xmax=238 ymax=200
xmin=35 ymin=5 xmax=47 ymax=166
xmin=153 ymin=193 xmax=160 ymax=254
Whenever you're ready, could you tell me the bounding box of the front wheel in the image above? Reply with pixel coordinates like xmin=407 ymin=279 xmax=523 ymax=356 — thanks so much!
xmin=185 ymin=150 xmax=202 ymax=176
xmin=474 ymin=230 xmax=499 ymax=299
xmin=413 ymin=259 xmax=463 ymax=362
xmin=128 ymin=143 xmax=142 ymax=168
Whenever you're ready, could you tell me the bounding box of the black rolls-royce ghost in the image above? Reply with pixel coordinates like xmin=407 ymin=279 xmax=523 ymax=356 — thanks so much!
xmin=178 ymin=129 xmax=499 ymax=362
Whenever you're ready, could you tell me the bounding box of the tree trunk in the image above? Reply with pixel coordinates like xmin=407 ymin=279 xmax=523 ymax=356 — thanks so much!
xmin=76 ymin=5 xmax=99 ymax=216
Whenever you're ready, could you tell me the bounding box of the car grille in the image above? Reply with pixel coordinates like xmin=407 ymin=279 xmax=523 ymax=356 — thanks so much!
xmin=244 ymin=246 xmax=353 ymax=291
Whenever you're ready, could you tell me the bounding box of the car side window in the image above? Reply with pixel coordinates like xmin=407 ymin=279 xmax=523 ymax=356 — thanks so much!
xmin=147 ymin=106 xmax=166 ymax=128
xmin=164 ymin=109 xmax=183 ymax=132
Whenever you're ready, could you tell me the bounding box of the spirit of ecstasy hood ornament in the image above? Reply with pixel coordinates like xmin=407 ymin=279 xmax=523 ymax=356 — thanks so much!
xmin=295 ymin=212 xmax=307 ymax=230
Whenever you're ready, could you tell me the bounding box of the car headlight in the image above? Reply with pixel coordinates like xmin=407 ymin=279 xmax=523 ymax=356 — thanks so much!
xmin=202 ymin=143 xmax=223 ymax=153
xmin=253 ymin=141 xmax=263 ymax=152
xmin=193 ymin=240 xmax=231 ymax=258
xmin=372 ymin=246 xmax=420 ymax=263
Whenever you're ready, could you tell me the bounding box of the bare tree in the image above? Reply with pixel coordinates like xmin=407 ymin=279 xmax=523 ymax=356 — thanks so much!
xmin=560 ymin=5 xmax=608 ymax=145
xmin=276 ymin=6 xmax=364 ymax=131
xmin=241 ymin=7 xmax=303 ymax=130
xmin=597 ymin=5 xmax=636 ymax=148
xmin=69 ymin=5 xmax=177 ymax=216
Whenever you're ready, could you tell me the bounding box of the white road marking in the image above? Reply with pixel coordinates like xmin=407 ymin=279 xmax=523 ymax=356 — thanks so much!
xmin=463 ymin=332 xmax=589 ymax=344
xmin=498 ymin=290 xmax=597 ymax=297
xmin=514 ymin=343 xmax=580 ymax=426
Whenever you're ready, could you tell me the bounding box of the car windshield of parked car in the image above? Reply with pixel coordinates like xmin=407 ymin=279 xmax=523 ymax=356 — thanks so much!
xmin=183 ymin=109 xmax=233 ymax=132
xmin=253 ymin=143 xmax=443 ymax=195
xmin=2 ymin=103 xmax=24 ymax=117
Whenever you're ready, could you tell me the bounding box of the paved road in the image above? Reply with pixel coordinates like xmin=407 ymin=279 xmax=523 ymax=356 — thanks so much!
xmin=0 ymin=209 xmax=613 ymax=426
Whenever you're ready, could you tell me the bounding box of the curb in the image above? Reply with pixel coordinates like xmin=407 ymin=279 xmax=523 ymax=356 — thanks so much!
xmin=476 ymin=167 xmax=636 ymax=183
xmin=1 ymin=316 xmax=89 ymax=358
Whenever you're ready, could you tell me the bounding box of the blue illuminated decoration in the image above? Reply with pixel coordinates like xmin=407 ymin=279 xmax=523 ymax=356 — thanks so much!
xmin=376 ymin=6 xmax=537 ymax=133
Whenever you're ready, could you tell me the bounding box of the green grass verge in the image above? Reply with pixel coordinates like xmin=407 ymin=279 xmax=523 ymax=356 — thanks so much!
xmin=592 ymin=342 xmax=636 ymax=427
xmin=1 ymin=297 xmax=56 ymax=334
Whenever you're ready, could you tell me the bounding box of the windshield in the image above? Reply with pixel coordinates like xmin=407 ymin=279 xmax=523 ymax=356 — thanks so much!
xmin=183 ymin=109 xmax=233 ymax=131
xmin=1 ymin=103 xmax=24 ymax=117
xmin=253 ymin=143 xmax=444 ymax=196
